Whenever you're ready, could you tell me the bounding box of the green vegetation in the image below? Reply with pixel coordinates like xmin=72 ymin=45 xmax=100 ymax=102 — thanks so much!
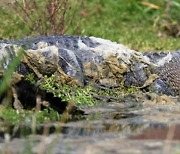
xmin=26 ymin=74 xmax=140 ymax=107
xmin=0 ymin=0 xmax=179 ymax=51
xmin=26 ymin=74 xmax=98 ymax=106
xmin=0 ymin=2 xmax=179 ymax=153
xmin=37 ymin=75 xmax=98 ymax=106
xmin=0 ymin=0 xmax=179 ymax=124
xmin=0 ymin=105 xmax=60 ymax=125
xmin=77 ymin=0 xmax=180 ymax=51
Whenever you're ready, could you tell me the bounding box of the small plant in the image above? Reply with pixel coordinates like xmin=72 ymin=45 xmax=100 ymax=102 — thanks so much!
xmin=29 ymin=74 xmax=98 ymax=106
xmin=0 ymin=105 xmax=60 ymax=125
xmin=96 ymin=85 xmax=140 ymax=99
xmin=2 ymin=0 xmax=82 ymax=37
xmin=25 ymin=73 xmax=37 ymax=85
xmin=36 ymin=74 xmax=141 ymax=106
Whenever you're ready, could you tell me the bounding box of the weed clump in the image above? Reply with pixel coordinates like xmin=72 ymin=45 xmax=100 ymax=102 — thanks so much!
xmin=38 ymin=75 xmax=98 ymax=106
xmin=0 ymin=0 xmax=82 ymax=38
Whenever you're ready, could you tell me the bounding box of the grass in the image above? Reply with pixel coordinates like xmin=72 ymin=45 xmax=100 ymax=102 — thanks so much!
xmin=0 ymin=0 xmax=82 ymax=38
xmin=0 ymin=2 xmax=179 ymax=151
xmin=0 ymin=0 xmax=179 ymax=124
xmin=0 ymin=105 xmax=60 ymax=125
xmin=0 ymin=71 xmax=140 ymax=125
xmin=77 ymin=0 xmax=180 ymax=51
xmin=0 ymin=0 xmax=179 ymax=51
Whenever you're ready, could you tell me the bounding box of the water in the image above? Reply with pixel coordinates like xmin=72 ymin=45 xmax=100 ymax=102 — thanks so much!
xmin=0 ymin=93 xmax=179 ymax=153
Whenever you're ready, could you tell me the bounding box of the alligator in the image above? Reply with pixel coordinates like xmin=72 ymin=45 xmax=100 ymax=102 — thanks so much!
xmin=0 ymin=35 xmax=179 ymax=97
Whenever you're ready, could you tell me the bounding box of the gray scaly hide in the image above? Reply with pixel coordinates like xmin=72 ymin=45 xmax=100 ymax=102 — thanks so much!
xmin=0 ymin=35 xmax=179 ymax=95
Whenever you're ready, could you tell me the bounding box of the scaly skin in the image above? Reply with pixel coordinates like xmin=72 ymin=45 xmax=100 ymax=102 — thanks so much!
xmin=0 ymin=35 xmax=179 ymax=95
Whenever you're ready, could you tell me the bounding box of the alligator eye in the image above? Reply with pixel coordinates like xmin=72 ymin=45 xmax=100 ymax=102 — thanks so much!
xmin=123 ymin=52 xmax=127 ymax=56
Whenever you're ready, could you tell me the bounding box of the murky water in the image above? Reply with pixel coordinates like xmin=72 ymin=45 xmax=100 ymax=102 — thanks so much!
xmin=0 ymin=93 xmax=180 ymax=153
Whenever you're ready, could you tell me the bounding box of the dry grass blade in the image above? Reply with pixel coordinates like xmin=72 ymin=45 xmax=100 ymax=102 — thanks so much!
xmin=47 ymin=0 xmax=68 ymax=34
xmin=5 ymin=0 xmax=81 ymax=36
xmin=0 ymin=0 xmax=16 ymax=7
xmin=141 ymin=1 xmax=160 ymax=9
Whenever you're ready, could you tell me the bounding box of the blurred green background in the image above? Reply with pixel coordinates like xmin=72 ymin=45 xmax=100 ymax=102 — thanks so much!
xmin=0 ymin=0 xmax=179 ymax=51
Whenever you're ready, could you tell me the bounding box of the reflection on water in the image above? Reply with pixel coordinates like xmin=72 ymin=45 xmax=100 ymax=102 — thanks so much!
xmin=0 ymin=94 xmax=180 ymax=143
xmin=130 ymin=124 xmax=180 ymax=140
xmin=0 ymin=98 xmax=180 ymax=154
xmin=1 ymin=111 xmax=179 ymax=141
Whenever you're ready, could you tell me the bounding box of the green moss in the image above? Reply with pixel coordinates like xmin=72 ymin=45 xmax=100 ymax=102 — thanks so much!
xmin=38 ymin=75 xmax=141 ymax=106
xmin=95 ymin=84 xmax=141 ymax=98
xmin=25 ymin=73 xmax=142 ymax=107
xmin=38 ymin=75 xmax=140 ymax=106
xmin=26 ymin=74 xmax=98 ymax=106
